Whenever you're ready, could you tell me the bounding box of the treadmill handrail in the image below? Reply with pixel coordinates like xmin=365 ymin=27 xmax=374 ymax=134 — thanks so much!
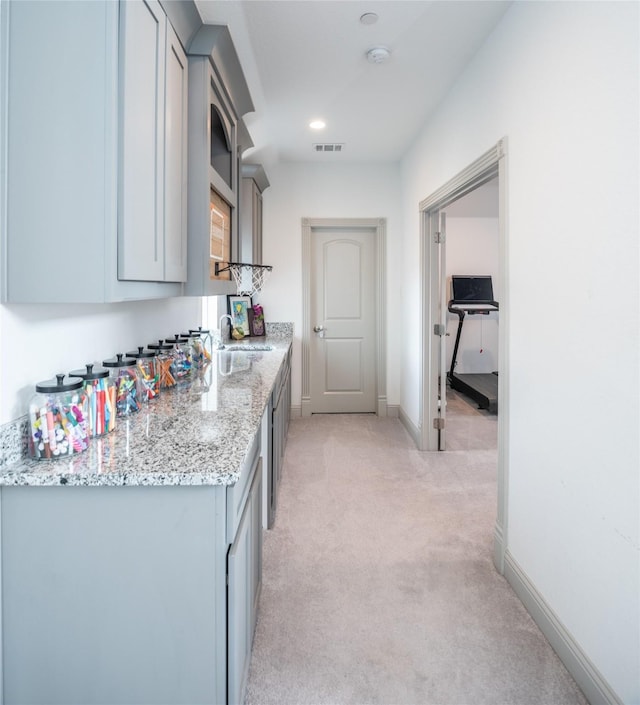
xmin=448 ymin=299 xmax=499 ymax=314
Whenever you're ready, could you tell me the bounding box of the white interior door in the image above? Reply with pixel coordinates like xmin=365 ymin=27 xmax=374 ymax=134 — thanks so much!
xmin=436 ymin=212 xmax=448 ymax=450
xmin=310 ymin=227 xmax=376 ymax=413
xmin=425 ymin=209 xmax=448 ymax=450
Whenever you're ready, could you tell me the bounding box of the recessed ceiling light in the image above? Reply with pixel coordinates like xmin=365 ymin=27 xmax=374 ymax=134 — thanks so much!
xmin=360 ymin=12 xmax=378 ymax=25
xmin=309 ymin=120 xmax=326 ymax=130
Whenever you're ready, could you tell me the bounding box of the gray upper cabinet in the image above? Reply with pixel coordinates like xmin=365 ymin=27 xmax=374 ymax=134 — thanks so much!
xmin=0 ymin=0 xmax=187 ymax=303
xmin=184 ymin=25 xmax=255 ymax=296
xmin=119 ymin=0 xmax=188 ymax=284
xmin=239 ymin=164 xmax=270 ymax=266
xmin=118 ymin=0 xmax=188 ymax=290
xmin=164 ymin=23 xmax=189 ymax=283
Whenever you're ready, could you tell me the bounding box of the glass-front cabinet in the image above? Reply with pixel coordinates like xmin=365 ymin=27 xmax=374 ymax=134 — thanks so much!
xmin=185 ymin=25 xmax=255 ymax=296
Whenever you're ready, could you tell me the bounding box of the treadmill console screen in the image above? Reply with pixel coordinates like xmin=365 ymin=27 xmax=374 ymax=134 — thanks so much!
xmin=451 ymin=275 xmax=494 ymax=302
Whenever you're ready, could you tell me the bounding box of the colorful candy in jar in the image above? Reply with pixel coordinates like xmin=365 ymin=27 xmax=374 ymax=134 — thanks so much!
xmin=147 ymin=340 xmax=177 ymax=390
xmin=165 ymin=335 xmax=192 ymax=381
xmin=182 ymin=330 xmax=206 ymax=369
xmin=28 ymin=374 xmax=90 ymax=460
xmin=188 ymin=326 xmax=213 ymax=363
xmin=126 ymin=346 xmax=160 ymax=402
xmin=102 ymin=354 xmax=142 ymax=416
xmin=68 ymin=363 xmax=117 ymax=437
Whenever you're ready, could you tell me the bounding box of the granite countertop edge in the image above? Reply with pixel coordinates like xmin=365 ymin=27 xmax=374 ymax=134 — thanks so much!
xmin=0 ymin=332 xmax=292 ymax=489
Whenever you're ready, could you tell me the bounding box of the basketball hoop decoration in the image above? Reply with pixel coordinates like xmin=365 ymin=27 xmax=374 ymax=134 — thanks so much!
xmin=214 ymin=262 xmax=272 ymax=298
xmin=215 ymin=261 xmax=272 ymax=337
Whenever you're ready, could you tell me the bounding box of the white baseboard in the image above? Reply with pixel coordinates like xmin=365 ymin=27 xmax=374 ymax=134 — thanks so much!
xmin=398 ymin=407 xmax=420 ymax=449
xmin=290 ymin=405 xmax=302 ymax=418
xmin=504 ymin=552 xmax=623 ymax=705
xmin=386 ymin=404 xmax=399 ymax=418
xmin=493 ymin=521 xmax=505 ymax=574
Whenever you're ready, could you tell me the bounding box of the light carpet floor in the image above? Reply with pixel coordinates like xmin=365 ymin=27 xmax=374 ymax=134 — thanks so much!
xmin=244 ymin=393 xmax=589 ymax=705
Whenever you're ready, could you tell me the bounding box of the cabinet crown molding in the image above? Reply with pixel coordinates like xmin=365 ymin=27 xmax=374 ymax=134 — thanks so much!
xmin=238 ymin=119 xmax=255 ymax=154
xmin=188 ymin=24 xmax=254 ymax=117
xmin=242 ymin=164 xmax=270 ymax=193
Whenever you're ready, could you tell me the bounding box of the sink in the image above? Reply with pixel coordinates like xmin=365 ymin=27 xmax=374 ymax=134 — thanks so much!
xmin=219 ymin=344 xmax=273 ymax=352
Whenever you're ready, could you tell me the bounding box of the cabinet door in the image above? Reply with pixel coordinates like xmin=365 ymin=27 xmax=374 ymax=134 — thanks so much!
xmin=250 ymin=463 xmax=263 ymax=632
xmin=228 ymin=461 xmax=262 ymax=705
xmin=239 ymin=176 xmax=265 ymax=266
xmin=253 ymin=184 xmax=263 ymax=265
xmin=118 ymin=0 xmax=166 ymax=281
xmin=228 ymin=482 xmax=252 ymax=705
xmin=164 ymin=22 xmax=188 ymax=282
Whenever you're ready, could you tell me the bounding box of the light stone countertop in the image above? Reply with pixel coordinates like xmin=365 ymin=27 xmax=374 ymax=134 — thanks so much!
xmin=0 ymin=333 xmax=292 ymax=488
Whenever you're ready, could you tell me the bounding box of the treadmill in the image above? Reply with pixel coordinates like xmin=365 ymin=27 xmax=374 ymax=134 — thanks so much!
xmin=448 ymin=275 xmax=499 ymax=413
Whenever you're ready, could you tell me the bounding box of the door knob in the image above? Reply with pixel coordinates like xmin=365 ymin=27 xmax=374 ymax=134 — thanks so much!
xmin=313 ymin=325 xmax=324 ymax=333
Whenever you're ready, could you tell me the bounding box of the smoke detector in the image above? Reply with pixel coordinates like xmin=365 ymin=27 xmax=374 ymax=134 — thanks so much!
xmin=366 ymin=46 xmax=390 ymax=64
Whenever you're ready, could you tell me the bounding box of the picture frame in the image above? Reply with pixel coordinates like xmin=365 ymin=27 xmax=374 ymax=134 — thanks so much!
xmin=250 ymin=303 xmax=265 ymax=337
xmin=227 ymin=295 xmax=252 ymax=338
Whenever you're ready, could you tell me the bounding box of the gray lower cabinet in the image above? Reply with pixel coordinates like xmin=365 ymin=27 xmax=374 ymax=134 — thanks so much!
xmin=0 ymin=438 xmax=263 ymax=704
xmin=227 ymin=460 xmax=263 ymax=705
xmin=268 ymin=344 xmax=292 ymax=527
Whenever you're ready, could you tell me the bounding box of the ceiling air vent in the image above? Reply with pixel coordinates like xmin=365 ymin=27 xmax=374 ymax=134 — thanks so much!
xmin=313 ymin=143 xmax=345 ymax=153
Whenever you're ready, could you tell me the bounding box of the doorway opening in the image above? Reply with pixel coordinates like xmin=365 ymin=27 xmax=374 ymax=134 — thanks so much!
xmin=419 ymin=139 xmax=509 ymax=573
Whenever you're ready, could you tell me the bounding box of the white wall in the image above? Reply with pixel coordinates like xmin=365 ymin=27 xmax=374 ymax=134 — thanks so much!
xmin=445 ymin=217 xmax=499 ymax=374
xmin=256 ymin=162 xmax=402 ymax=411
xmin=400 ymin=2 xmax=639 ymax=702
xmin=0 ymin=298 xmax=202 ymax=425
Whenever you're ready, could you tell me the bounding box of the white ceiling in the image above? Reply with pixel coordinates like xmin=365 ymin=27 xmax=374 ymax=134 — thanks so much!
xmin=193 ymin=0 xmax=512 ymax=167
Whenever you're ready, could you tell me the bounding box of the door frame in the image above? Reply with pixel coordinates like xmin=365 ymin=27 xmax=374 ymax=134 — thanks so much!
xmin=418 ymin=138 xmax=509 ymax=573
xmin=301 ymin=217 xmax=387 ymax=417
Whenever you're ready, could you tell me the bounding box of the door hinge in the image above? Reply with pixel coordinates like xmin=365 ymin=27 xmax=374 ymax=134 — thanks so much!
xmin=433 ymin=417 xmax=445 ymax=430
xmin=434 ymin=323 xmax=445 ymax=336
xmin=434 ymin=231 xmax=445 ymax=244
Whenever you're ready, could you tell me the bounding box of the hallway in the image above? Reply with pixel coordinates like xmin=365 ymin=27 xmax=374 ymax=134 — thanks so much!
xmin=245 ymin=400 xmax=588 ymax=704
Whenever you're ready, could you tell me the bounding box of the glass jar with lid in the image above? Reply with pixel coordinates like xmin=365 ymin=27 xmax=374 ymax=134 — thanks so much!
xmin=126 ymin=346 xmax=160 ymax=402
xmin=147 ymin=340 xmax=177 ymax=390
xmin=165 ymin=335 xmax=193 ymax=381
xmin=180 ymin=331 xmax=202 ymax=369
xmin=28 ymin=373 xmax=90 ymax=459
xmin=102 ymin=354 xmax=142 ymax=416
xmin=68 ymin=363 xmax=117 ymax=436
xmin=189 ymin=326 xmax=213 ymax=364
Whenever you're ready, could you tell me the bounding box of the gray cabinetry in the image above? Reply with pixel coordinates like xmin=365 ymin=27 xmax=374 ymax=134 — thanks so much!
xmin=185 ymin=25 xmax=255 ymax=296
xmin=228 ymin=457 xmax=263 ymax=705
xmin=0 ymin=0 xmax=187 ymax=303
xmin=1 ymin=485 xmax=228 ymax=705
xmin=164 ymin=23 xmax=189 ymax=282
xmin=119 ymin=0 xmax=187 ymax=283
xmin=268 ymin=344 xmax=292 ymax=527
xmin=0 ymin=433 xmax=264 ymax=705
xmin=239 ymin=164 xmax=270 ymax=265
xmin=227 ymin=430 xmax=263 ymax=705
